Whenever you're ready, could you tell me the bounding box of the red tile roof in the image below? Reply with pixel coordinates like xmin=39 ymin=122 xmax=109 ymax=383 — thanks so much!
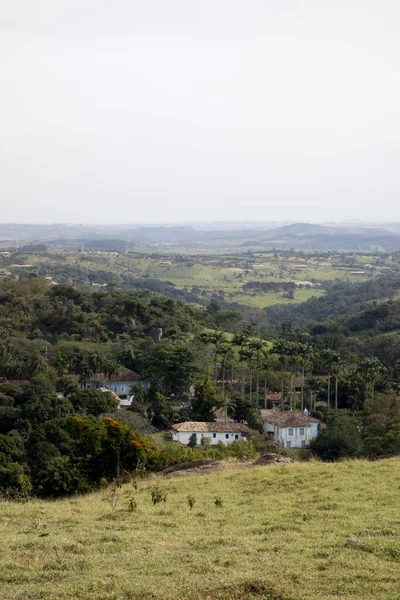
xmin=261 ymin=410 xmax=312 ymax=428
xmin=65 ymin=367 xmax=141 ymax=384
xmin=172 ymin=421 xmax=250 ymax=434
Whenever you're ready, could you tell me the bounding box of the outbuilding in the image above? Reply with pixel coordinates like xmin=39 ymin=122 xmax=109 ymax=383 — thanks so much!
xmin=171 ymin=421 xmax=250 ymax=445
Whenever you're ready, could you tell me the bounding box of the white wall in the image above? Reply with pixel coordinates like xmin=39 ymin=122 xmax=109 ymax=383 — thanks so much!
xmin=264 ymin=423 xmax=313 ymax=448
xmin=172 ymin=431 xmax=247 ymax=445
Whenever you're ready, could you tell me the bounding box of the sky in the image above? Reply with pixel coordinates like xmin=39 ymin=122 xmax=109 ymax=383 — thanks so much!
xmin=1 ymin=0 xmax=400 ymax=225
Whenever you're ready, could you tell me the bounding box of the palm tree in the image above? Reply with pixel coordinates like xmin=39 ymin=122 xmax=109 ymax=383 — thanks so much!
xmin=241 ymin=347 xmax=256 ymax=403
xmin=103 ymin=360 xmax=120 ymax=381
xmin=359 ymin=357 xmax=386 ymax=404
xmin=219 ymin=395 xmax=236 ymax=423
xmin=307 ymin=377 xmax=324 ymax=412
xmin=321 ymin=348 xmax=340 ymax=410
xmin=129 ymin=383 xmax=145 ymax=404
xmin=331 ymin=353 xmax=347 ymax=410
xmin=87 ymin=352 xmax=102 ymax=378
xmin=297 ymin=343 xmax=314 ymax=412
xmin=286 ymin=341 xmax=300 ymax=410
xmin=271 ymin=341 xmax=289 ymax=406
xmin=246 ymin=338 xmax=267 ymax=406
xmin=260 ymin=351 xmax=271 ymax=409
xmin=28 ymin=353 xmax=48 ymax=378
xmin=233 ymin=333 xmax=249 ymax=399
xmin=197 ymin=331 xmax=215 ymax=374
xmin=216 ymin=342 xmax=232 ymax=401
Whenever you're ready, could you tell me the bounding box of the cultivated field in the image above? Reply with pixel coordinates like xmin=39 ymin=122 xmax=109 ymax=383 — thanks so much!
xmin=1 ymin=459 xmax=400 ymax=600
xmin=1 ymin=249 xmax=389 ymax=309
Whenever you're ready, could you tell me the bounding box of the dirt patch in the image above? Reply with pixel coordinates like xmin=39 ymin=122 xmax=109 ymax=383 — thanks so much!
xmin=156 ymin=460 xmax=222 ymax=476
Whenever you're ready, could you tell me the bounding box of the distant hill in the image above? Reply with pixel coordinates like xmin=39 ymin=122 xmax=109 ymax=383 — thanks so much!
xmin=1 ymin=221 xmax=400 ymax=252
xmin=268 ymin=222 xmax=328 ymax=236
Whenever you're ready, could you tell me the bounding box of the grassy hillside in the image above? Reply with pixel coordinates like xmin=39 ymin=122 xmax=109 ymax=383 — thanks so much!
xmin=1 ymin=460 xmax=400 ymax=600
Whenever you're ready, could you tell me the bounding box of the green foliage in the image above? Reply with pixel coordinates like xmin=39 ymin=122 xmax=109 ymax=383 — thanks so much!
xmin=187 ymin=495 xmax=196 ymax=510
xmin=363 ymin=393 xmax=400 ymax=456
xmin=69 ymin=388 xmax=119 ymax=416
xmin=187 ymin=433 xmax=197 ymax=448
xmin=190 ymin=378 xmax=219 ymax=422
xmin=148 ymin=392 xmax=176 ymax=429
xmin=247 ymin=431 xmax=287 ymax=456
xmin=36 ymin=456 xmax=87 ymax=497
xmin=310 ymin=411 xmax=363 ymax=461
xmin=151 ymin=486 xmax=167 ymax=505
xmin=20 ymin=394 xmax=74 ymax=428
xmin=0 ymin=461 xmax=30 ymax=498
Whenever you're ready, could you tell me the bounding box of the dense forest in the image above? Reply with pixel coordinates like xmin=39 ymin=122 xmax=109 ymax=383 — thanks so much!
xmin=1 ymin=273 xmax=400 ymax=499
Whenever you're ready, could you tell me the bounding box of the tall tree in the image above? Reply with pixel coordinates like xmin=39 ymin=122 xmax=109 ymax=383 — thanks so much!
xmin=271 ymin=341 xmax=289 ymax=406
xmin=322 ymin=349 xmax=340 ymax=410
xmin=359 ymin=357 xmax=386 ymax=404
xmin=246 ymin=339 xmax=267 ymax=406
xmin=232 ymin=333 xmax=249 ymax=400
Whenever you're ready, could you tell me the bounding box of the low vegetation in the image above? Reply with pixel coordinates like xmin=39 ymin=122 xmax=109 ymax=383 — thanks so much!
xmin=1 ymin=459 xmax=399 ymax=600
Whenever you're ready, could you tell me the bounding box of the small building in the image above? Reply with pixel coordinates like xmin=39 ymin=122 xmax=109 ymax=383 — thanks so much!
xmin=171 ymin=421 xmax=250 ymax=445
xmin=267 ymin=392 xmax=284 ymax=408
xmin=262 ymin=410 xmax=318 ymax=449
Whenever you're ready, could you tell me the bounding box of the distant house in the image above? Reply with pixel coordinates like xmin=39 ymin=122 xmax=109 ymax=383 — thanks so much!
xmin=66 ymin=367 xmax=149 ymax=406
xmin=171 ymin=422 xmax=250 ymax=445
xmin=267 ymin=392 xmax=283 ymax=408
xmin=262 ymin=410 xmax=320 ymax=449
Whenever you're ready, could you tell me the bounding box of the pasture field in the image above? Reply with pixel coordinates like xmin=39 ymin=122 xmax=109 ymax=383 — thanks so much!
xmin=1 ymin=459 xmax=400 ymax=600
xmin=1 ymin=249 xmax=387 ymax=309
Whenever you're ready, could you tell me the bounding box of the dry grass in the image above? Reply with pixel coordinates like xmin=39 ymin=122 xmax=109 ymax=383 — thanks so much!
xmin=1 ymin=459 xmax=400 ymax=600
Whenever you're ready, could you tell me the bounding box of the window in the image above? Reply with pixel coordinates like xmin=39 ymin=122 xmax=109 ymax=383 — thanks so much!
xmin=225 ymin=434 xmax=229 ymax=439
xmin=212 ymin=433 xmax=216 ymax=438
xmin=288 ymin=428 xmax=293 ymax=436
xmin=287 ymin=441 xmax=292 ymax=448
xmin=235 ymin=434 xmax=238 ymax=439
xmin=300 ymin=428 xmax=305 ymax=435
xmin=301 ymin=440 xmax=306 ymax=448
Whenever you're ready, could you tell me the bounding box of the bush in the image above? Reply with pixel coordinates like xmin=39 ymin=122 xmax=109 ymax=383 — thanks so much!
xmin=69 ymin=389 xmax=119 ymax=416
xmin=0 ymin=460 xmax=30 ymax=498
xmin=188 ymin=433 xmax=197 ymax=448
xmin=310 ymin=412 xmax=362 ymax=461
xmin=36 ymin=456 xmax=88 ymax=497
xmin=247 ymin=431 xmax=287 ymax=456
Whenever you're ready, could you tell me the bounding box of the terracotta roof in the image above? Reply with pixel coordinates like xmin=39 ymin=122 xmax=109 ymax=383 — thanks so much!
xmin=261 ymin=410 xmax=312 ymax=428
xmin=172 ymin=421 xmax=250 ymax=434
xmin=268 ymin=392 xmax=283 ymax=402
xmin=65 ymin=367 xmax=141 ymax=384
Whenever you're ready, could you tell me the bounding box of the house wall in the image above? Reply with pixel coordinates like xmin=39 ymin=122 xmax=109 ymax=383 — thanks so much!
xmin=264 ymin=423 xmax=313 ymax=448
xmin=172 ymin=431 xmax=247 ymax=445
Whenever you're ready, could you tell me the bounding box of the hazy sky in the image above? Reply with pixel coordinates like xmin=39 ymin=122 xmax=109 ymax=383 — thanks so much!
xmin=1 ymin=0 xmax=400 ymax=224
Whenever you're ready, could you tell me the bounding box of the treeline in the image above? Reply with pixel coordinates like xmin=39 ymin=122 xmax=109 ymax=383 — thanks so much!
xmin=265 ymin=274 xmax=400 ymax=327
xmin=0 ymin=277 xmax=249 ymax=343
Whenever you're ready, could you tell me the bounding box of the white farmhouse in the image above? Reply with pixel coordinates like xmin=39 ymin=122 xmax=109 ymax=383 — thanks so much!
xmin=262 ymin=410 xmax=319 ymax=449
xmin=171 ymin=422 xmax=250 ymax=445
